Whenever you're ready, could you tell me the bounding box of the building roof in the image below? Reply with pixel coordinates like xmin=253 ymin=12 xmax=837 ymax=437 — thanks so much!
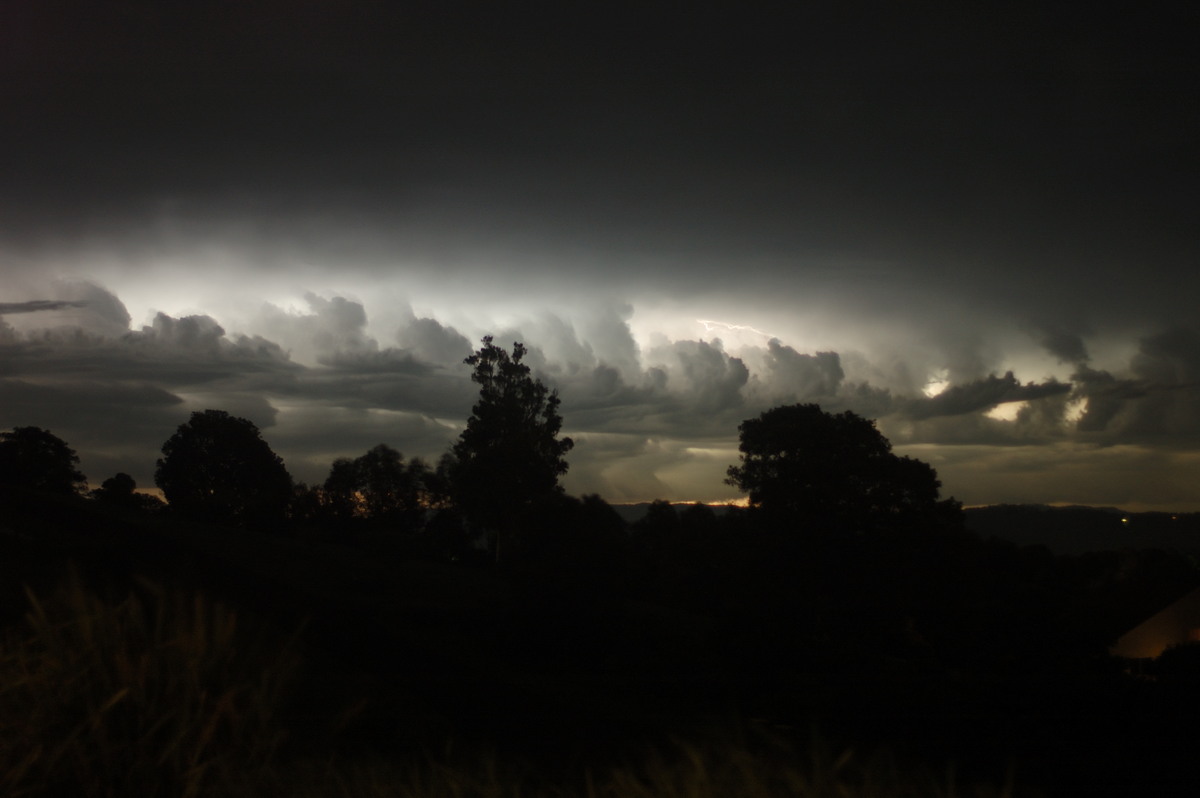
xmin=1111 ymin=586 xmax=1200 ymax=659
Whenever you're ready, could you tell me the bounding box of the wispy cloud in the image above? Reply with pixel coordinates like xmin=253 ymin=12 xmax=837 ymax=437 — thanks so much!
xmin=0 ymin=300 xmax=88 ymax=314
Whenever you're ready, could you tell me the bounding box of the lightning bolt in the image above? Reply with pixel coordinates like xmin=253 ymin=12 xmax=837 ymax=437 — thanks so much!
xmin=696 ymin=319 xmax=774 ymax=339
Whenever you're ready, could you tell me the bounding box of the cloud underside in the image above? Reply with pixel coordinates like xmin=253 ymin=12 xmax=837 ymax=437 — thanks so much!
xmin=3 ymin=280 xmax=1200 ymax=510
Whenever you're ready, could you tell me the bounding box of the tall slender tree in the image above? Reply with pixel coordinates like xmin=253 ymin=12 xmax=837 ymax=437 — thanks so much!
xmin=448 ymin=337 xmax=573 ymax=559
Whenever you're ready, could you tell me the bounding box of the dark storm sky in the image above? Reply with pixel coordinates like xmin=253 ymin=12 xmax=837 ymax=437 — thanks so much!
xmin=2 ymin=3 xmax=1199 ymax=508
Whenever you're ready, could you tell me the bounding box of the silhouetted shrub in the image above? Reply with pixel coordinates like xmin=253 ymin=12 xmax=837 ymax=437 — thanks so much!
xmin=90 ymin=472 xmax=163 ymax=513
xmin=320 ymin=444 xmax=431 ymax=535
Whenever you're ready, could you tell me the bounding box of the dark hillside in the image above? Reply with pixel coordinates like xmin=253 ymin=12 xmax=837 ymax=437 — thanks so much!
xmin=965 ymin=504 xmax=1200 ymax=555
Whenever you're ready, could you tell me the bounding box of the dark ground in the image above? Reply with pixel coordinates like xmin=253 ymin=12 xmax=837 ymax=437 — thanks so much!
xmin=4 ymin=493 xmax=1200 ymax=797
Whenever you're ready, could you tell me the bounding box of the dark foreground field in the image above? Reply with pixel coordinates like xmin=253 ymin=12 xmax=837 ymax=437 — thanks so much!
xmin=3 ymin=493 xmax=1199 ymax=797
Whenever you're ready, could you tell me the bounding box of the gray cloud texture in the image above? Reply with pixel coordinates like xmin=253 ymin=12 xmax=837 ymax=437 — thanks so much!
xmin=3 ymin=279 xmax=1200 ymax=510
xmin=905 ymin=372 xmax=1073 ymax=421
xmin=1 ymin=4 xmax=1196 ymax=511
xmin=0 ymin=300 xmax=89 ymax=314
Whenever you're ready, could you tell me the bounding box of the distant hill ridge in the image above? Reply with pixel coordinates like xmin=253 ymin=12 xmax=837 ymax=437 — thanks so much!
xmin=612 ymin=502 xmax=1200 ymax=555
xmin=609 ymin=502 xmax=740 ymax=525
xmin=963 ymin=504 xmax=1200 ymax=555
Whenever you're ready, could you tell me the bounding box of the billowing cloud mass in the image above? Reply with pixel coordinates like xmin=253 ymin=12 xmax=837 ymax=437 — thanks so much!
xmin=394 ymin=311 xmax=473 ymax=367
xmin=905 ymin=373 xmax=1072 ymax=421
xmin=2 ymin=4 xmax=1198 ymax=509
xmin=1036 ymin=325 xmax=1091 ymax=366
xmin=757 ymin=340 xmax=844 ymax=403
xmin=3 ymin=277 xmax=1200 ymax=511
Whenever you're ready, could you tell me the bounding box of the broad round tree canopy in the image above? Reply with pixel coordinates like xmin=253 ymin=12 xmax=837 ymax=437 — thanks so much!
xmin=0 ymin=426 xmax=86 ymax=495
xmin=727 ymin=403 xmax=953 ymax=532
xmin=155 ymin=410 xmax=292 ymax=527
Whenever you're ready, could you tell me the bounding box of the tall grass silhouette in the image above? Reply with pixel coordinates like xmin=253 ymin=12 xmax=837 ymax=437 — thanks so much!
xmin=0 ymin=570 xmax=1022 ymax=797
xmin=272 ymin=735 xmax=1019 ymax=798
xmin=0 ymin=569 xmax=301 ymax=797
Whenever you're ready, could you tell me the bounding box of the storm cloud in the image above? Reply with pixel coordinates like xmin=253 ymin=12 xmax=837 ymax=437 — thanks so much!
xmin=0 ymin=300 xmax=89 ymax=314
xmin=906 ymin=373 xmax=1073 ymax=421
xmin=2 ymin=4 xmax=1198 ymax=509
xmin=2 ymin=274 xmax=1198 ymax=510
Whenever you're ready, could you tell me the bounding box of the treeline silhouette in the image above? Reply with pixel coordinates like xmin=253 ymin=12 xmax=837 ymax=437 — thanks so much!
xmin=3 ymin=338 xmax=1200 ymax=796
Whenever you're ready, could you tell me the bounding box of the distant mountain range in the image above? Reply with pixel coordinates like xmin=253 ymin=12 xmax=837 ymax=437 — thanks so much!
xmin=612 ymin=502 xmax=1200 ymax=555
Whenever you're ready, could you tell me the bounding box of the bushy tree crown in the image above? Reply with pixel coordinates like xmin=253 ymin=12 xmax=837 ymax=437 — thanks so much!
xmin=0 ymin=426 xmax=86 ymax=495
xmin=322 ymin=443 xmax=429 ymax=528
xmin=449 ymin=337 xmax=573 ymax=534
xmin=727 ymin=403 xmax=956 ymax=532
xmin=155 ymin=410 xmax=292 ymax=527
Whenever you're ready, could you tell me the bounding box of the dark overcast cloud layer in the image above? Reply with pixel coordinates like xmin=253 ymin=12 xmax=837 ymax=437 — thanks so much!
xmin=2 ymin=3 xmax=1199 ymax=510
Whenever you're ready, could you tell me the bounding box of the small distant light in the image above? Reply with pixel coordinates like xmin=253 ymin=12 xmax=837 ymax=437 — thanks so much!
xmin=1121 ymin=517 xmax=1129 ymax=524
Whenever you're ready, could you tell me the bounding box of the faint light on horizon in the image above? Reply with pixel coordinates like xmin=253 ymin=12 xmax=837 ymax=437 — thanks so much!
xmin=704 ymin=496 xmax=750 ymax=507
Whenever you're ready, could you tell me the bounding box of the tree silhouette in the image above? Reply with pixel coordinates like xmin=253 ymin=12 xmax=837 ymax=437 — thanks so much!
xmin=321 ymin=457 xmax=363 ymax=522
xmin=447 ymin=336 xmax=574 ymax=559
xmin=91 ymin=472 xmax=164 ymax=512
xmin=321 ymin=443 xmax=429 ymax=529
xmin=92 ymin=472 xmax=136 ymax=506
xmin=154 ymin=410 xmax=293 ymax=527
xmin=0 ymin=426 xmax=86 ymax=495
xmin=726 ymin=403 xmax=958 ymax=533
